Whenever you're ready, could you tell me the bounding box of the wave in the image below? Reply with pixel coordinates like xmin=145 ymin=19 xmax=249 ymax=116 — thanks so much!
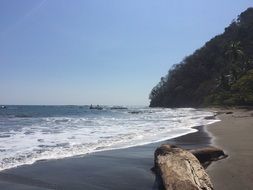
xmin=0 ymin=108 xmax=219 ymax=171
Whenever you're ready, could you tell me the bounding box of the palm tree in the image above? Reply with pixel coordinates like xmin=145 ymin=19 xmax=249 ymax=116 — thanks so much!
xmin=225 ymin=41 xmax=244 ymax=81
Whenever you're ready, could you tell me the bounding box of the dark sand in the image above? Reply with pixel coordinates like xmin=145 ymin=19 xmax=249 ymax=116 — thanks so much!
xmin=206 ymin=109 xmax=253 ymax=190
xmin=0 ymin=126 xmax=211 ymax=190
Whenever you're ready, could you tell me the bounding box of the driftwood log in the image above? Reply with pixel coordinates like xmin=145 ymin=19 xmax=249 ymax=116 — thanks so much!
xmin=153 ymin=144 xmax=227 ymax=190
xmin=190 ymin=147 xmax=228 ymax=168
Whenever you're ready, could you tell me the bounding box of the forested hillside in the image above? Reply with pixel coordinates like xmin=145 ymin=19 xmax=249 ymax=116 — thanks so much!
xmin=149 ymin=8 xmax=253 ymax=107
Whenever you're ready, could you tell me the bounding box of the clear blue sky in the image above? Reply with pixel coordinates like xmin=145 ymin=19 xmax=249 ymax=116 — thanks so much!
xmin=0 ymin=0 xmax=252 ymax=105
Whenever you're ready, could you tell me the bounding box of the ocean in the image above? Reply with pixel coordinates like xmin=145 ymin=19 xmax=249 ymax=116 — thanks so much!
xmin=0 ymin=105 xmax=219 ymax=171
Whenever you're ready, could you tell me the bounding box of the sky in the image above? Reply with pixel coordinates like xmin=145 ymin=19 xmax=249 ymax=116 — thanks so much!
xmin=0 ymin=0 xmax=252 ymax=105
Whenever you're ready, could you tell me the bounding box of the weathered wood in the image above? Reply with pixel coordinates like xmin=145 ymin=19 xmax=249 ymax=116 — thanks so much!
xmin=190 ymin=147 xmax=228 ymax=168
xmin=154 ymin=144 xmax=214 ymax=190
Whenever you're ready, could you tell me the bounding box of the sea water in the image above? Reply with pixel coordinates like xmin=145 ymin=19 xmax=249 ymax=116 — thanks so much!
xmin=0 ymin=105 xmax=219 ymax=171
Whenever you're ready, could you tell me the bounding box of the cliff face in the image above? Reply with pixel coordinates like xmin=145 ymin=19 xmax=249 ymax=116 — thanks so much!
xmin=149 ymin=8 xmax=253 ymax=108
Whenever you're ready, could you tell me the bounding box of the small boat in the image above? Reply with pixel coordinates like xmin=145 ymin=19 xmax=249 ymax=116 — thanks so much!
xmin=110 ymin=106 xmax=128 ymax=110
xmin=128 ymin=110 xmax=142 ymax=114
xmin=90 ymin=105 xmax=103 ymax=110
xmin=1 ymin=106 xmax=6 ymax=109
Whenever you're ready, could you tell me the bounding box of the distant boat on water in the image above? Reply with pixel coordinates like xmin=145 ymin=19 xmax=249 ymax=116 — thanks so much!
xmin=1 ymin=106 xmax=6 ymax=109
xmin=110 ymin=106 xmax=128 ymax=110
xmin=89 ymin=105 xmax=103 ymax=110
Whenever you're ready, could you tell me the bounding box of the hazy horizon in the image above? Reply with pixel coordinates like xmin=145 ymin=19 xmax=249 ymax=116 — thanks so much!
xmin=1 ymin=0 xmax=253 ymax=105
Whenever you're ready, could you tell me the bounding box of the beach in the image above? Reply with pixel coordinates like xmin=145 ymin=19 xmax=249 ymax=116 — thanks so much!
xmin=0 ymin=125 xmax=211 ymax=190
xmin=0 ymin=108 xmax=252 ymax=189
xmin=206 ymin=108 xmax=253 ymax=190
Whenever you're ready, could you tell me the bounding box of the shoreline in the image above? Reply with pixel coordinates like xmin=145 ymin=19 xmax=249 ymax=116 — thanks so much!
xmin=3 ymin=107 xmax=243 ymax=190
xmin=0 ymin=124 xmax=213 ymax=190
xmin=206 ymin=108 xmax=253 ymax=190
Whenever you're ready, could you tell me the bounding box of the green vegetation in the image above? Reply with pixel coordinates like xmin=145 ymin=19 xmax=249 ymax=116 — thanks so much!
xmin=149 ymin=8 xmax=253 ymax=107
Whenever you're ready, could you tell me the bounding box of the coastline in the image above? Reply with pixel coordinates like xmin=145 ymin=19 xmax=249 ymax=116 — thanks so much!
xmin=206 ymin=108 xmax=253 ymax=190
xmin=0 ymin=125 xmax=212 ymax=190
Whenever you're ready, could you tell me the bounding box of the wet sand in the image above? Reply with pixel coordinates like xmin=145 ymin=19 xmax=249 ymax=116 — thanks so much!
xmin=0 ymin=126 xmax=211 ymax=190
xmin=206 ymin=108 xmax=253 ymax=190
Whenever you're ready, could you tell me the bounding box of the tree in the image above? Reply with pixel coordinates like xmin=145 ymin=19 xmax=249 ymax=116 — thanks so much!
xmin=225 ymin=41 xmax=244 ymax=82
xmin=149 ymin=8 xmax=253 ymax=107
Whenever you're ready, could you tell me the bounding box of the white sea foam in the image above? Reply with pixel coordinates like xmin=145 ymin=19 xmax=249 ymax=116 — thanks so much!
xmin=0 ymin=108 xmax=219 ymax=171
